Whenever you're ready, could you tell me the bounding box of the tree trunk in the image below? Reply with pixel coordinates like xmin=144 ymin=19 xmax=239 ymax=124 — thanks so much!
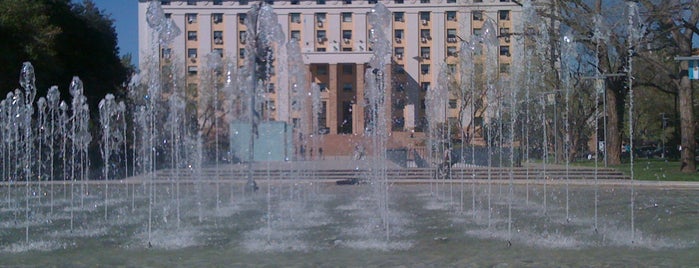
xmin=678 ymin=60 xmax=696 ymax=172
xmin=605 ymin=86 xmax=622 ymax=165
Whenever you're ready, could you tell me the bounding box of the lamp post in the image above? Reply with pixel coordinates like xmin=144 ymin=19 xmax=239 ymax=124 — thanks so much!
xmin=660 ymin=112 xmax=667 ymax=158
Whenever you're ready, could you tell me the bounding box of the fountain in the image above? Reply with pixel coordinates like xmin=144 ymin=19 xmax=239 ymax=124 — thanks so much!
xmin=0 ymin=1 xmax=697 ymax=266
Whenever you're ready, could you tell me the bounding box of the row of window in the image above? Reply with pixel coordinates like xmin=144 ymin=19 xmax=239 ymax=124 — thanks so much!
xmin=164 ymin=0 xmax=512 ymax=6
xmin=182 ymin=30 xmax=510 ymax=57
xmin=181 ymin=10 xmax=510 ymax=26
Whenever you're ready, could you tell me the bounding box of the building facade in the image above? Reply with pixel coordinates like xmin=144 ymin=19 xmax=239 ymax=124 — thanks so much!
xmin=138 ymin=0 xmax=524 ymax=155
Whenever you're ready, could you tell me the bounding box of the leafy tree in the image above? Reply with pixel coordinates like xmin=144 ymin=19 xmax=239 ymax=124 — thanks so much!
xmin=0 ymin=0 xmax=60 ymax=90
xmin=0 ymin=0 xmax=128 ymax=114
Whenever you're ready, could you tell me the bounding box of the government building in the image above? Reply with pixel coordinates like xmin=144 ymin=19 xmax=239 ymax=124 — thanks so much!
xmin=138 ymin=0 xmax=525 ymax=157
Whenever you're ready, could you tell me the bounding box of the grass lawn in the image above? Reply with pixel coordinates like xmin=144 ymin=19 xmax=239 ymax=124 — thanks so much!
xmin=572 ymin=158 xmax=699 ymax=182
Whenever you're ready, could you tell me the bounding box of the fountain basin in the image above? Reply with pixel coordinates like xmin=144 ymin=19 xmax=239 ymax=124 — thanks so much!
xmin=1 ymin=179 xmax=697 ymax=266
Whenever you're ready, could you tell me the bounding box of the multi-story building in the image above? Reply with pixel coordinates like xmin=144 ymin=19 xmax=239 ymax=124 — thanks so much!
xmin=138 ymin=0 xmax=524 ymax=156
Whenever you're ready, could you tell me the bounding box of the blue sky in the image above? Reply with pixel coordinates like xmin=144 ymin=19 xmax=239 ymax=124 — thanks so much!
xmin=79 ymin=0 xmax=139 ymax=65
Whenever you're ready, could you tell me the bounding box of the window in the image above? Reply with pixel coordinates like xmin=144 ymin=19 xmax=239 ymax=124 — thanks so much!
xmin=316 ymin=47 xmax=326 ymax=52
xmin=420 ymin=29 xmax=431 ymax=41
xmin=161 ymin=0 xmax=171 ymax=5
xmin=449 ymin=99 xmax=457 ymax=109
xmin=394 ymin=12 xmax=405 ymax=22
xmin=316 ymin=65 xmax=328 ymax=75
xmin=394 ymin=65 xmax=405 ymax=74
xmin=393 ymin=99 xmax=406 ymax=110
xmin=187 ymin=0 xmax=196 ymax=5
xmin=187 ymin=84 xmax=198 ymax=98
xmin=447 ymin=28 xmax=457 ymax=42
xmin=369 ymin=0 xmax=378 ymax=3
xmin=213 ymin=0 xmax=222 ymax=5
xmin=420 ymin=12 xmax=430 ymax=22
xmin=420 ymin=47 xmax=430 ymax=59
xmin=316 ymin=13 xmax=326 ymax=26
xmin=474 ymin=0 xmax=483 ymax=2
xmin=318 ymin=83 xmax=328 ymax=91
xmin=188 ymin=31 xmax=198 ymax=41
xmin=239 ymin=48 xmax=246 ymax=59
xmin=473 ymin=11 xmax=483 ymax=21
xmin=239 ymin=31 xmax=247 ymax=43
xmin=290 ymin=13 xmax=301 ymax=23
xmin=394 ymin=29 xmax=404 ymax=42
xmin=161 ymin=48 xmax=171 ymax=59
xmin=395 ymin=0 xmax=403 ymax=3
xmin=238 ymin=14 xmax=247 ymax=24
xmin=343 ymin=0 xmax=352 ymax=4
xmin=447 ymin=64 xmax=456 ymax=73
xmin=265 ymin=100 xmax=276 ymax=112
xmin=447 ymin=46 xmax=457 ymax=57
xmin=291 ymin=0 xmax=300 ymax=4
xmin=342 ymin=30 xmax=352 ymax=40
xmin=500 ymin=63 xmax=510 ymax=73
xmin=342 ymin=83 xmax=353 ymax=91
xmin=165 ymin=13 xmax=171 ymax=19
xmin=394 ymin=47 xmax=404 ymax=59
xmin=267 ymin=83 xmax=275 ymax=93
xmin=239 ymin=0 xmax=248 ymax=4
xmin=214 ymin=31 xmax=223 ymax=44
xmin=342 ymin=47 xmax=353 ymax=51
xmin=342 ymin=12 xmax=352 ymax=22
xmin=264 ymin=0 xmax=274 ymax=4
xmin=500 ymin=46 xmax=510 ymax=56
xmin=395 ymin=82 xmax=405 ymax=91
xmin=421 ymin=64 xmax=430 ymax=75
xmin=290 ymin=30 xmax=301 ymax=41
xmin=319 ymin=101 xmax=327 ymax=127
xmin=500 ymin=27 xmax=510 ymax=36
xmin=420 ymin=0 xmax=430 ymax=3
xmin=213 ymin=48 xmax=223 ymax=57
xmin=188 ymin=48 xmax=197 ymax=58
xmin=473 ymin=47 xmax=483 ymax=56
xmin=447 ymin=11 xmax=457 ymax=21
xmin=421 ymin=82 xmax=430 ymax=91
xmin=188 ymin=66 xmax=198 ymax=75
xmin=317 ymin=30 xmax=327 ymax=42
xmin=316 ymin=0 xmax=326 ymax=4
xmin=213 ymin=13 xmax=223 ymax=24
xmin=342 ymin=64 xmax=353 ymax=74
xmin=499 ymin=10 xmax=510 ymax=21
xmin=473 ymin=28 xmax=482 ymax=36
xmin=187 ymin=14 xmax=197 ymax=23
xmin=447 ymin=0 xmax=456 ymax=3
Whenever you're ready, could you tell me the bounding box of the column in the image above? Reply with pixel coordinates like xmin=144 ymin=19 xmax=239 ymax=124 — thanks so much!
xmin=384 ymin=63 xmax=393 ymax=136
xmin=328 ymin=63 xmax=338 ymax=134
xmin=353 ymin=63 xmax=365 ymax=135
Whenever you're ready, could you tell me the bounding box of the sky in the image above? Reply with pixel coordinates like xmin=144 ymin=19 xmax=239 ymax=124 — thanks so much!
xmin=78 ymin=0 xmax=139 ymax=65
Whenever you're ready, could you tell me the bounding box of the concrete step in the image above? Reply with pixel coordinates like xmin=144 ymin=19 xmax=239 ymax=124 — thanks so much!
xmin=148 ymin=166 xmax=628 ymax=181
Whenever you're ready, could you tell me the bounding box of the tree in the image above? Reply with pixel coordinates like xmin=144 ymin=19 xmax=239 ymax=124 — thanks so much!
xmin=636 ymin=0 xmax=697 ymax=172
xmin=550 ymin=0 xmax=643 ymax=165
xmin=0 ymin=0 xmax=128 ymax=114
xmin=0 ymin=0 xmax=60 ymax=90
